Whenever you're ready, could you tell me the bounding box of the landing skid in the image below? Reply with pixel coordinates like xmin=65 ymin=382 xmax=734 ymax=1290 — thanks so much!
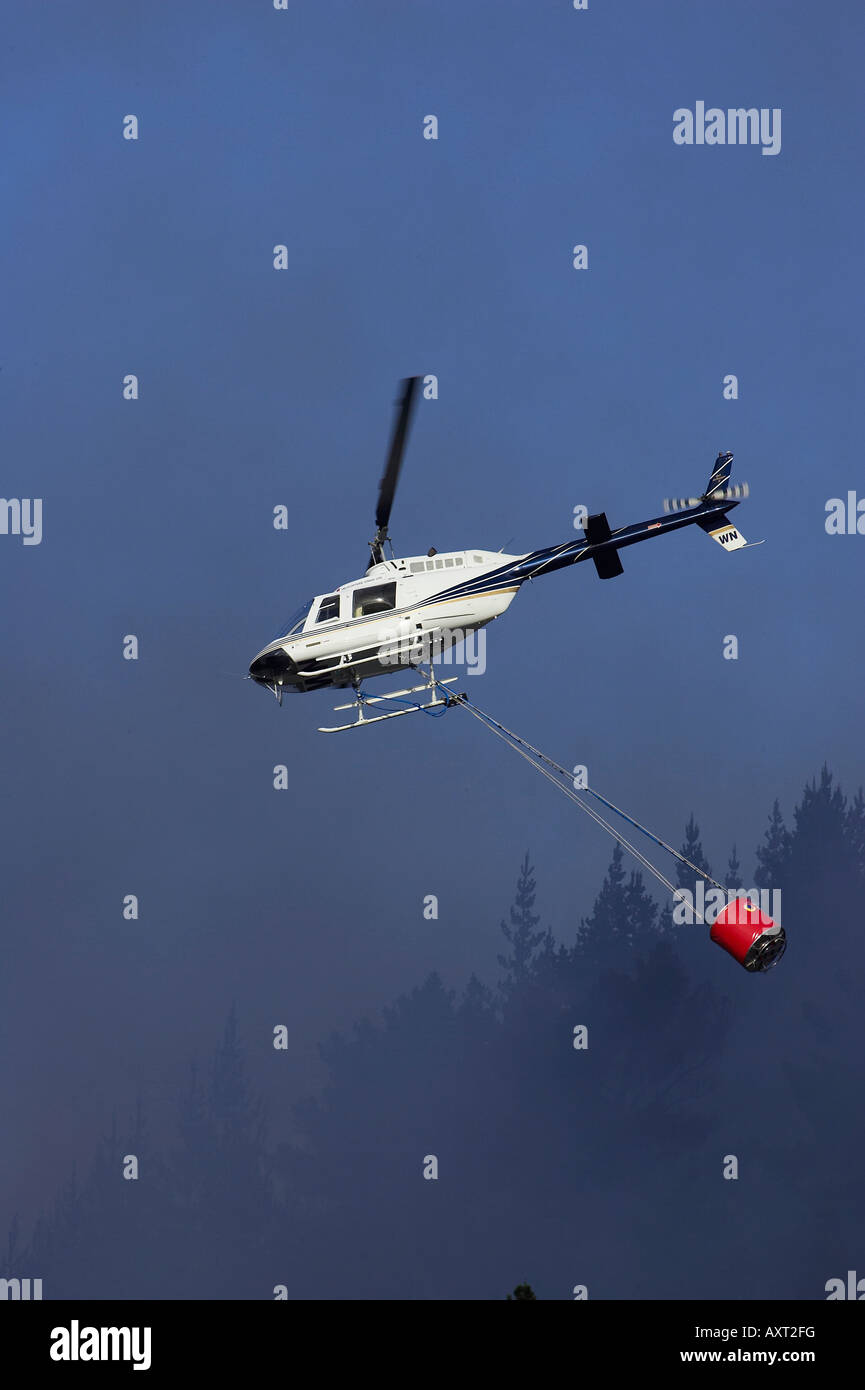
xmin=318 ymin=674 xmax=461 ymax=733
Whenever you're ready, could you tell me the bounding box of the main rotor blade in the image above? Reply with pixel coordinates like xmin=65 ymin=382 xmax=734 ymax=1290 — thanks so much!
xmin=375 ymin=376 xmax=420 ymax=534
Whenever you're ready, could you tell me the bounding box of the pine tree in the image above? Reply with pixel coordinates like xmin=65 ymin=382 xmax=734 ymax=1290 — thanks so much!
xmin=578 ymin=839 xmax=664 ymax=968
xmin=754 ymin=799 xmax=792 ymax=889
xmin=576 ymin=841 xmax=628 ymax=964
xmin=725 ymin=844 xmax=743 ymax=891
xmin=575 ymin=843 xmax=660 ymax=964
xmin=787 ymin=766 xmax=855 ymax=898
xmin=497 ymin=852 xmax=545 ymax=991
xmin=656 ymin=900 xmax=674 ymax=937
xmin=793 ymin=766 xmax=846 ymax=836
xmin=676 ymin=814 xmax=712 ymax=889
xmin=529 ymin=927 xmax=568 ymax=992
xmin=506 ymin=1282 xmax=537 ymax=1300
xmin=624 ymin=868 xmax=660 ymax=947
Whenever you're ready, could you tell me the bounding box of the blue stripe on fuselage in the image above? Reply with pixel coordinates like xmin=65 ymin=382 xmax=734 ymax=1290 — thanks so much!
xmin=260 ymin=499 xmax=736 ymax=653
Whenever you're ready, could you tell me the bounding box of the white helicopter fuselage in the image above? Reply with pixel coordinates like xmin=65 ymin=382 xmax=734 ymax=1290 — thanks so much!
xmin=248 ymin=377 xmax=750 ymax=717
xmin=249 ymin=548 xmax=523 ymax=695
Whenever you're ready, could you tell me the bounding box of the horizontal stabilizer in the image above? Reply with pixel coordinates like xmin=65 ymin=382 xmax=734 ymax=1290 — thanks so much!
xmin=696 ymin=512 xmax=747 ymax=551
xmin=584 ymin=512 xmax=624 ymax=579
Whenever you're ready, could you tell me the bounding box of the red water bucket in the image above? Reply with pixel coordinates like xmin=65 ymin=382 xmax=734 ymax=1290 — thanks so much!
xmin=710 ymin=899 xmax=786 ymax=972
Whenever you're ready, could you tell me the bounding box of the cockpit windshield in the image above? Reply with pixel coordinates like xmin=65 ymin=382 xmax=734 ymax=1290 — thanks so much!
xmin=269 ymin=599 xmax=312 ymax=642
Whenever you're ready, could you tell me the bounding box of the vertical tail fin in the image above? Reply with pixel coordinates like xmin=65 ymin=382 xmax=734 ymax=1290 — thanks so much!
xmin=664 ymin=450 xmax=761 ymax=548
xmin=664 ymin=452 xmax=748 ymax=512
xmin=706 ymin=451 xmax=734 ymax=495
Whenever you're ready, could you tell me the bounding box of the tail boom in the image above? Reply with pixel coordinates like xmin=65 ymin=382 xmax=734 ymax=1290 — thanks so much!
xmin=512 ymin=450 xmax=753 ymax=582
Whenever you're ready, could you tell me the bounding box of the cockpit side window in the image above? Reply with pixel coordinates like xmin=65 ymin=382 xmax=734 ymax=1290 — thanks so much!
xmin=315 ymin=593 xmax=341 ymax=624
xmin=352 ymin=582 xmax=396 ymax=619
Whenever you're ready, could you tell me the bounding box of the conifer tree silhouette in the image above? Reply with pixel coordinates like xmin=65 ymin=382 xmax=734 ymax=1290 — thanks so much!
xmin=754 ymin=799 xmax=792 ymax=888
xmin=498 ymin=852 xmax=545 ymax=993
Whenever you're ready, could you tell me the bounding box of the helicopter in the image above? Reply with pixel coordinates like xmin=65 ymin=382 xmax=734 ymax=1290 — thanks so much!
xmin=248 ymin=377 xmax=757 ymax=730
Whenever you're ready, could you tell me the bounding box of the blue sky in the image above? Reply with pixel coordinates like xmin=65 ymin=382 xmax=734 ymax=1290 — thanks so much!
xmin=2 ymin=0 xmax=863 ymax=1226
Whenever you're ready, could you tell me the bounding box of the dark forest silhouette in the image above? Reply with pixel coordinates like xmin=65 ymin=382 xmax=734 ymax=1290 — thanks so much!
xmin=5 ymin=766 xmax=864 ymax=1299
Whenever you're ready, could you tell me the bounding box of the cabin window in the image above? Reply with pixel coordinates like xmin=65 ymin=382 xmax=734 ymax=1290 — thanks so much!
xmin=410 ymin=561 xmax=425 ymax=574
xmin=315 ymin=594 xmax=340 ymax=623
xmin=444 ymin=557 xmax=453 ymax=567
xmin=473 ymin=555 xmax=483 ymax=564
xmin=352 ymin=582 xmax=397 ymax=618
xmin=425 ymin=560 xmax=435 ymax=571
xmin=455 ymin=556 xmax=463 ymax=566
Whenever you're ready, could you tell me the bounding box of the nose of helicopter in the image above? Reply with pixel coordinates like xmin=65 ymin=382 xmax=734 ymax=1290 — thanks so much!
xmin=249 ymin=648 xmax=296 ymax=686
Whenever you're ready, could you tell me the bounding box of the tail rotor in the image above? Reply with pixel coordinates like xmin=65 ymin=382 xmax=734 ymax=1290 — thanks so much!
xmin=663 ymin=451 xmax=762 ymax=550
xmin=664 ymin=481 xmax=750 ymax=514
